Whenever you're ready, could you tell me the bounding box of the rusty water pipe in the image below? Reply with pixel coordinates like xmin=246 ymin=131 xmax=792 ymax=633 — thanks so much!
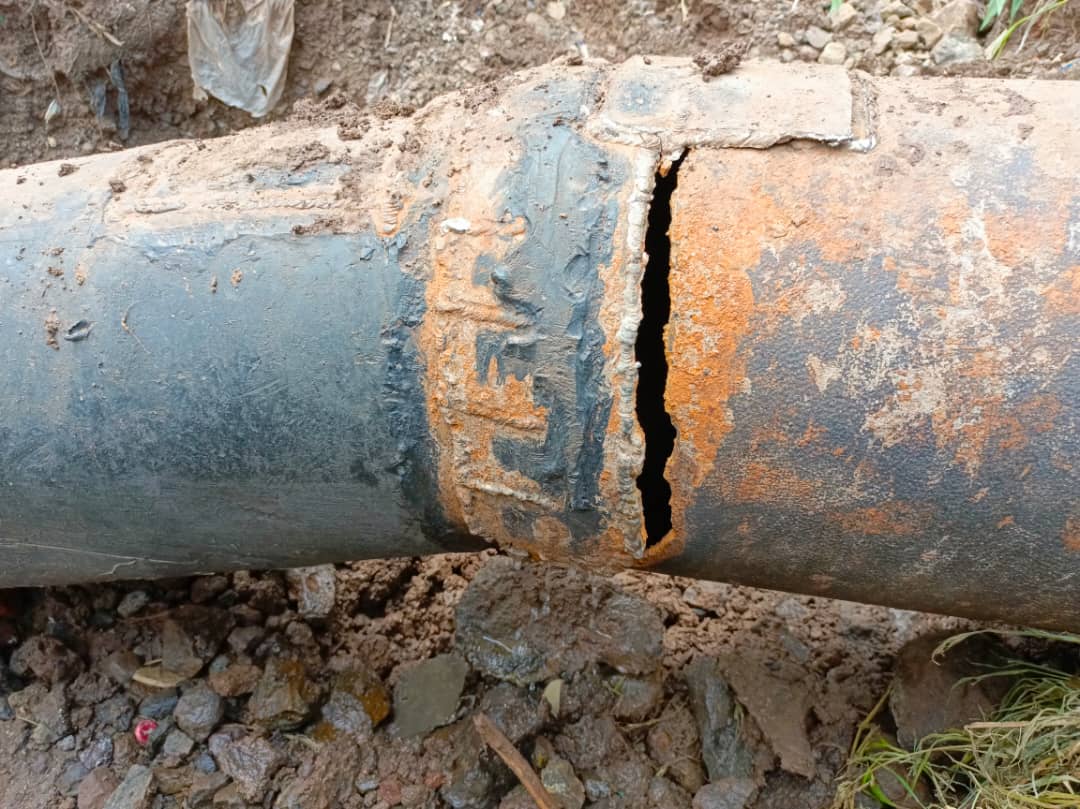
xmin=0 ymin=58 xmax=1076 ymax=628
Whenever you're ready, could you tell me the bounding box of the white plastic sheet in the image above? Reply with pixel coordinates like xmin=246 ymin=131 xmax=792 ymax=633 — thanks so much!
xmin=186 ymin=0 xmax=294 ymax=117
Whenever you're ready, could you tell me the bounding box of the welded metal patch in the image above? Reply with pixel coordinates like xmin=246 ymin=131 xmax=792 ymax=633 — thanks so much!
xmin=588 ymin=56 xmax=857 ymax=153
xmin=419 ymin=69 xmax=649 ymax=565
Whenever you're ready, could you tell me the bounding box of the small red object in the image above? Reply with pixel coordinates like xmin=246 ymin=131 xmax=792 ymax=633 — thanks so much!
xmin=133 ymin=719 xmax=157 ymax=745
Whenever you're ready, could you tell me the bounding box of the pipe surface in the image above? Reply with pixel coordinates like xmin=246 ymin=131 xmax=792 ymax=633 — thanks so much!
xmin=0 ymin=58 xmax=1076 ymax=627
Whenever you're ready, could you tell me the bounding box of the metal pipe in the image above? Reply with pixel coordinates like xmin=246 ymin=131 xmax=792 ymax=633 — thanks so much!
xmin=1 ymin=58 xmax=1076 ymax=627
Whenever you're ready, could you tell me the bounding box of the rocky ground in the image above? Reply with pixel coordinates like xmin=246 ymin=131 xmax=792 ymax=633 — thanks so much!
xmin=1 ymin=0 xmax=1077 ymax=807
xmin=1 ymin=553 xmax=981 ymax=809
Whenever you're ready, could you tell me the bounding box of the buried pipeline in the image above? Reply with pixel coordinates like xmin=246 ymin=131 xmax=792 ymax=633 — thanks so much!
xmin=0 ymin=58 xmax=1077 ymax=628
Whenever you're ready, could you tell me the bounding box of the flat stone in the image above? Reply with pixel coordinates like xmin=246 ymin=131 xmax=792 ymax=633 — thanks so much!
xmin=890 ymin=633 xmax=1008 ymax=747
xmin=138 ymin=690 xmax=179 ymax=720
xmin=209 ymin=664 xmax=262 ymax=697
xmin=248 ymin=659 xmax=318 ymax=731
xmin=226 ymin=626 xmax=264 ymax=656
xmin=100 ymin=651 xmax=140 ymax=686
xmin=162 ymin=728 xmax=195 ymax=759
xmin=166 ymin=606 xmax=235 ymax=672
xmin=880 ymin=0 xmax=914 ymax=18
xmin=116 ymin=591 xmax=150 ymax=619
xmin=684 ymin=657 xmax=753 ymax=782
xmin=9 ymin=682 xmax=72 ymax=744
xmin=102 ymin=764 xmax=154 ymax=809
xmin=215 ymin=735 xmax=284 ymax=803
xmin=893 ymin=63 xmax=924 ymax=76
xmin=432 ymin=720 xmax=497 ymax=808
xmin=829 ymin=2 xmax=859 ymax=30
xmin=191 ymin=576 xmax=229 ymax=605
xmin=455 ymin=557 xmax=663 ymax=685
xmin=392 ymin=653 xmax=468 ymax=738
xmin=94 ymin=694 xmax=133 ymax=731
xmin=153 ymin=766 xmax=193 ymax=796
xmin=541 ymin=757 xmax=585 ymax=809
xmin=931 ymin=0 xmax=979 ymax=38
xmin=478 ymin=682 xmax=543 ymax=744
xmin=648 ymin=775 xmax=693 ymax=808
xmin=193 ymin=752 xmax=218 ymax=774
xmin=285 ymin=565 xmax=336 ymax=619
xmin=173 ymin=685 xmax=224 ymax=741
xmin=78 ymin=767 xmax=120 ymax=809
xmin=931 ymin=33 xmax=984 ymax=64
xmin=872 ymin=25 xmax=896 ymax=54
xmin=894 ymin=29 xmax=920 ymax=48
xmin=9 ymin=636 xmax=84 ymax=685
xmin=320 ymin=667 xmax=389 ymax=738
xmin=611 ymin=673 xmax=664 ymax=723
xmin=916 ymin=17 xmax=943 ymax=48
xmin=80 ymin=735 xmax=114 ymax=770
xmin=579 ymin=749 xmax=653 ymax=806
xmin=647 ymin=700 xmax=706 ymax=794
xmin=161 ymin=620 xmax=205 ymax=679
xmin=692 ymin=778 xmax=758 ymax=809
xmin=804 ymin=25 xmax=832 ymax=49
xmin=273 ymin=738 xmax=362 ymax=809
xmin=212 ymin=783 xmax=247 ymax=807
xmin=556 ymin=715 xmax=620 ymax=772
xmin=59 ymin=760 xmax=90 ymax=795
xmin=721 ymin=653 xmax=815 ymax=779
xmin=189 ymin=771 xmax=230 ymax=807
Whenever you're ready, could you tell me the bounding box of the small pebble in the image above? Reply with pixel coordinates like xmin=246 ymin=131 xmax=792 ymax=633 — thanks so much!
xmin=818 ymin=41 xmax=848 ymax=64
xmin=116 ymin=591 xmax=149 ymax=619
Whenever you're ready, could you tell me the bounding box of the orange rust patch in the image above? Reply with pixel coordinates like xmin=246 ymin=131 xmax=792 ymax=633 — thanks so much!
xmin=1043 ymin=265 xmax=1080 ymax=317
xmin=664 ymin=145 xmax=892 ymax=502
xmin=983 ymin=203 xmax=1071 ymax=269
xmin=828 ymin=502 xmax=934 ymax=537
xmin=1063 ymin=517 xmax=1080 ymax=552
xmin=795 ymin=420 xmax=829 ymax=448
xmin=666 ymin=168 xmax=755 ymax=492
xmin=728 ymin=461 xmax=820 ymax=505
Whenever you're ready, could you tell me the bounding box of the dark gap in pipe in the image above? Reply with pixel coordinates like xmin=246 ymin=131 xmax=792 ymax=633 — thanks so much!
xmin=635 ymin=154 xmax=683 ymax=548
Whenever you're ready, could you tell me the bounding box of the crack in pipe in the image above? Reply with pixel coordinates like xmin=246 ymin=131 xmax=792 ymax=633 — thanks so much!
xmin=635 ymin=155 xmax=683 ymax=547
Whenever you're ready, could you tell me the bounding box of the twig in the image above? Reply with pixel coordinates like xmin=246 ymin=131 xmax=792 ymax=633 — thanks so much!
xmin=966 ymin=718 xmax=1079 ymax=730
xmin=30 ymin=10 xmax=62 ymax=102
xmin=655 ymin=754 xmax=696 ymax=779
xmin=285 ymin=733 xmax=322 ymax=751
xmin=121 ymin=303 xmax=148 ymax=353
xmin=65 ymin=3 xmax=124 ymax=47
xmin=473 ymin=713 xmax=558 ymax=809
xmin=123 ymin=612 xmax=171 ymax=623
xmin=384 ymin=4 xmax=397 ymax=49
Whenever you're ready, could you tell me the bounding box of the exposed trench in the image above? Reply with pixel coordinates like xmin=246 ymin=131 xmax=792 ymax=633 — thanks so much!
xmin=635 ymin=156 xmax=683 ymax=548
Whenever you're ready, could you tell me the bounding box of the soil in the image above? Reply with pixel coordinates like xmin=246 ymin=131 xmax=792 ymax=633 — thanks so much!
xmin=0 ymin=1 xmax=1077 ymax=808
xmin=2 ymin=0 xmax=1078 ymax=168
